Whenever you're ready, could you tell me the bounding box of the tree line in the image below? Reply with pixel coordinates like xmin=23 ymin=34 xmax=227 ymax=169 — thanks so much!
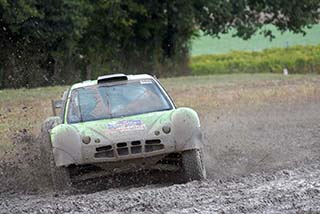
xmin=0 ymin=0 xmax=319 ymax=88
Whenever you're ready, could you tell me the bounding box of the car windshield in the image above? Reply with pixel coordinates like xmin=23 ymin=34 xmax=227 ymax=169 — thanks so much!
xmin=67 ymin=79 xmax=173 ymax=123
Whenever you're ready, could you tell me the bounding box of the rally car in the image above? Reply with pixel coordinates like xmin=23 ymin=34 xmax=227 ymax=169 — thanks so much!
xmin=40 ymin=74 xmax=206 ymax=190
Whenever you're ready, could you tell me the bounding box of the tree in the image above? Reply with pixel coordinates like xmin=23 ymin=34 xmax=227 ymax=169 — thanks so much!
xmin=0 ymin=0 xmax=319 ymax=88
xmin=194 ymin=0 xmax=320 ymax=39
xmin=79 ymin=0 xmax=196 ymax=77
xmin=0 ymin=0 xmax=89 ymax=88
xmin=80 ymin=0 xmax=320 ymax=78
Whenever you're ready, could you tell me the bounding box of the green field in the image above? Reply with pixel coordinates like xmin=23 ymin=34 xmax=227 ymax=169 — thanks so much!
xmin=191 ymin=24 xmax=320 ymax=56
xmin=191 ymin=45 xmax=320 ymax=75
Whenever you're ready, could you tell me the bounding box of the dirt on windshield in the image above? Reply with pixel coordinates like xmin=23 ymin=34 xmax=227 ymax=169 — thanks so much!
xmin=0 ymin=95 xmax=320 ymax=213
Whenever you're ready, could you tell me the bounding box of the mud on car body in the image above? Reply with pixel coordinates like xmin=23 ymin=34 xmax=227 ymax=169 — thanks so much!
xmin=41 ymin=74 xmax=206 ymax=189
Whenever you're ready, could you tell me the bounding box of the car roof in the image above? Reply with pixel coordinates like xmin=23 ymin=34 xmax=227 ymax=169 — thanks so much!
xmin=70 ymin=74 xmax=155 ymax=90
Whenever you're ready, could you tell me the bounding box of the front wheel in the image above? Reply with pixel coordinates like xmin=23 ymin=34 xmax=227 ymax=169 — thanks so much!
xmin=48 ymin=145 xmax=71 ymax=191
xmin=181 ymin=149 xmax=206 ymax=181
xmin=40 ymin=118 xmax=72 ymax=191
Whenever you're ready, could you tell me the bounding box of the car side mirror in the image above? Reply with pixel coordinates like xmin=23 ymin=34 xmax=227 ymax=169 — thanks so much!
xmin=51 ymin=100 xmax=63 ymax=116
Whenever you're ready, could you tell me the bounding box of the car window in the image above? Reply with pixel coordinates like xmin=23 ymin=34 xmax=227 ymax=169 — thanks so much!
xmin=67 ymin=79 xmax=172 ymax=123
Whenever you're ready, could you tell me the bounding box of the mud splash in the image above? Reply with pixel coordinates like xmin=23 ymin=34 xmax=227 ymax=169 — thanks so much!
xmin=0 ymin=131 xmax=52 ymax=194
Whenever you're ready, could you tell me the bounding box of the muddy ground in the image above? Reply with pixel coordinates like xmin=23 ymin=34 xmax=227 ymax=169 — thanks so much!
xmin=0 ymin=98 xmax=319 ymax=213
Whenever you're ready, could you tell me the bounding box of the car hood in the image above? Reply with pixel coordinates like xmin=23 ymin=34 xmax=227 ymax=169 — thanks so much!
xmin=71 ymin=110 xmax=174 ymax=142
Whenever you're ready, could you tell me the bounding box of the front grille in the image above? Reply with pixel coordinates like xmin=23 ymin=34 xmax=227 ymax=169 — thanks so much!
xmin=94 ymin=139 xmax=164 ymax=158
xmin=131 ymin=141 xmax=141 ymax=146
xmin=117 ymin=147 xmax=129 ymax=156
xmin=117 ymin=142 xmax=127 ymax=148
xmin=145 ymin=139 xmax=161 ymax=145
xmin=94 ymin=145 xmax=114 ymax=158
xmin=145 ymin=144 xmax=164 ymax=152
xmin=96 ymin=145 xmax=112 ymax=152
xmin=131 ymin=140 xmax=142 ymax=154
xmin=131 ymin=146 xmax=142 ymax=154
xmin=94 ymin=150 xmax=114 ymax=158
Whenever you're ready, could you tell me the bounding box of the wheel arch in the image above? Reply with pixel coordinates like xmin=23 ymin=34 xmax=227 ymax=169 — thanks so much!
xmin=171 ymin=107 xmax=204 ymax=152
xmin=50 ymin=124 xmax=82 ymax=166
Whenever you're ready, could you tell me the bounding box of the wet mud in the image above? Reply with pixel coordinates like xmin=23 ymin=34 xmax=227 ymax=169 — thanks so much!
xmin=0 ymin=99 xmax=320 ymax=213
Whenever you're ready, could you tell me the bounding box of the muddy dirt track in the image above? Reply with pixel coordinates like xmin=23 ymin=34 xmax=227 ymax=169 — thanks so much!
xmin=0 ymin=98 xmax=320 ymax=213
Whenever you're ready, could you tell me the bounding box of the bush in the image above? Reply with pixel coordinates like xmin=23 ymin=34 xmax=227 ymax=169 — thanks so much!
xmin=190 ymin=45 xmax=320 ymax=75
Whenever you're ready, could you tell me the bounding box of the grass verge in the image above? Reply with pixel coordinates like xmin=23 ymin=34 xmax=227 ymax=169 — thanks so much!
xmin=191 ymin=45 xmax=320 ymax=75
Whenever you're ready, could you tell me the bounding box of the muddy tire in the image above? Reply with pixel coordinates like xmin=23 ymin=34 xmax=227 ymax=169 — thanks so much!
xmin=40 ymin=117 xmax=71 ymax=191
xmin=181 ymin=149 xmax=206 ymax=182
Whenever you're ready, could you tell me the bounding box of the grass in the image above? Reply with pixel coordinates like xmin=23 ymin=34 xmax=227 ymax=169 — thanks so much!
xmin=1 ymin=73 xmax=320 ymax=155
xmin=191 ymin=24 xmax=320 ymax=56
xmin=0 ymin=86 xmax=67 ymax=152
xmin=190 ymin=45 xmax=320 ymax=75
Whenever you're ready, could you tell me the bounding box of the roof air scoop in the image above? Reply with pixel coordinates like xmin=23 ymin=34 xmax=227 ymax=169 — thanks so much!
xmin=97 ymin=74 xmax=128 ymax=84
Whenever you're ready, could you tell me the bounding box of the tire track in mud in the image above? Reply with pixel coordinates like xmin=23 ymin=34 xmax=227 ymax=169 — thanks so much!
xmin=1 ymin=160 xmax=319 ymax=213
xmin=0 ymin=99 xmax=319 ymax=213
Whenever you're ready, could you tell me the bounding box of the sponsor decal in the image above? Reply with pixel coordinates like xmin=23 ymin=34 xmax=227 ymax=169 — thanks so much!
xmin=107 ymin=119 xmax=146 ymax=132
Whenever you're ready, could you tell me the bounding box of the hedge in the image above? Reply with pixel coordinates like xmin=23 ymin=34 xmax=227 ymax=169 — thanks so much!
xmin=190 ymin=45 xmax=320 ymax=75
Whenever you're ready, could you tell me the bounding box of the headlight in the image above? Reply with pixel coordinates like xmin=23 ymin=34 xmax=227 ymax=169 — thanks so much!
xmin=154 ymin=130 xmax=160 ymax=136
xmin=82 ymin=136 xmax=91 ymax=144
xmin=162 ymin=125 xmax=171 ymax=134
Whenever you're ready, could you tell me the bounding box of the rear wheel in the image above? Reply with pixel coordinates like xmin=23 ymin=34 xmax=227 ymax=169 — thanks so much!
xmin=40 ymin=118 xmax=72 ymax=191
xmin=181 ymin=149 xmax=206 ymax=181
